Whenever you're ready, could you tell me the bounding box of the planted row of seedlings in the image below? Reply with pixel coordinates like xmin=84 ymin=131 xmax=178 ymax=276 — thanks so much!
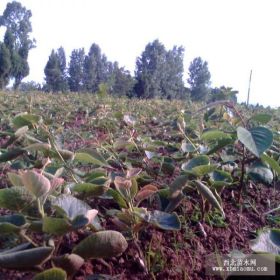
xmin=0 ymin=92 xmax=279 ymax=279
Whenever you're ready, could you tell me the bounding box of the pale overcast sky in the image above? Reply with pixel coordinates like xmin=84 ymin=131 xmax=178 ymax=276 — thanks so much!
xmin=0 ymin=0 xmax=279 ymax=107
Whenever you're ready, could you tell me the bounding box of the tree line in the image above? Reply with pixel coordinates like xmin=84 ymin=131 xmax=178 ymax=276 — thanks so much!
xmin=0 ymin=1 xmax=238 ymax=102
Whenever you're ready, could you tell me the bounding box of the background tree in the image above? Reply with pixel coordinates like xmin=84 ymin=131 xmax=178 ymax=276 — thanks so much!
xmin=56 ymin=46 xmax=68 ymax=91
xmin=134 ymin=40 xmax=166 ymax=98
xmin=0 ymin=1 xmax=35 ymax=89
xmin=162 ymin=46 xmax=185 ymax=99
xmin=83 ymin=43 xmax=109 ymax=93
xmin=44 ymin=48 xmax=68 ymax=92
xmin=209 ymin=86 xmax=238 ymax=103
xmin=0 ymin=42 xmax=11 ymax=89
xmin=108 ymin=62 xmax=135 ymax=97
xmin=187 ymin=57 xmax=211 ymax=101
xmin=68 ymin=48 xmax=85 ymax=92
xmin=18 ymin=80 xmax=41 ymax=92
xmin=134 ymin=40 xmax=185 ymax=99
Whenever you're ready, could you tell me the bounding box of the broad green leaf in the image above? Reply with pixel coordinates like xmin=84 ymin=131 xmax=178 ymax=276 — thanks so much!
xmin=261 ymin=154 xmax=280 ymax=176
xmin=251 ymin=113 xmax=272 ymax=124
xmin=0 ymin=214 xmax=26 ymax=226
xmin=7 ymin=172 xmax=23 ymax=186
xmin=13 ymin=113 xmax=42 ymax=129
xmin=201 ymin=130 xmax=230 ymax=141
xmin=14 ymin=125 xmax=29 ymax=138
xmin=0 ymin=223 xmax=21 ymax=234
xmin=181 ymin=155 xmax=210 ymax=171
xmin=192 ymin=164 xmax=217 ymax=176
xmin=181 ymin=141 xmax=196 ymax=153
xmin=165 ymin=192 xmax=185 ymax=212
xmin=237 ymin=126 xmax=273 ymax=157
xmin=130 ymin=178 xmax=138 ymax=200
xmin=206 ymin=138 xmax=234 ymax=155
xmin=106 ymin=189 xmax=127 ymax=209
xmin=138 ymin=210 xmax=181 ymax=230
xmin=0 ymin=148 xmax=25 ymax=163
xmin=75 ymin=152 xmax=107 ymax=166
xmin=161 ymin=157 xmax=175 ymax=175
xmin=33 ymin=268 xmax=67 ymax=280
xmin=72 ymin=183 xmax=108 ymax=197
xmin=195 ymin=180 xmax=225 ymax=218
xmin=0 ymin=187 xmax=34 ymax=211
xmin=72 ymin=230 xmax=128 ymax=259
xmin=43 ymin=217 xmax=72 ymax=235
xmin=57 ymin=149 xmax=75 ymax=161
xmin=114 ymin=176 xmax=132 ymax=199
xmin=247 ymin=162 xmax=273 ymax=184
xmin=210 ymin=170 xmax=233 ymax=187
xmin=21 ymin=170 xmax=51 ymax=198
xmin=25 ymin=143 xmax=52 ymax=152
xmin=251 ymin=228 xmax=280 ymax=262
xmin=48 ymin=149 xmax=75 ymax=161
xmin=52 ymin=254 xmax=84 ymax=278
xmin=52 ymin=194 xmax=97 ymax=221
xmin=0 ymin=243 xmax=32 ymax=254
xmin=0 ymin=246 xmax=53 ymax=269
xmin=169 ymin=175 xmax=189 ymax=194
xmin=29 ymin=221 xmax=43 ymax=232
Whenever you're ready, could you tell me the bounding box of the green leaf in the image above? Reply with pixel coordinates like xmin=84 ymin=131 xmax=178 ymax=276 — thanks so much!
xmin=251 ymin=228 xmax=280 ymax=262
xmin=52 ymin=254 xmax=84 ymax=278
xmin=165 ymin=192 xmax=185 ymax=212
xmin=13 ymin=113 xmax=42 ymax=129
xmin=130 ymin=178 xmax=138 ymax=200
xmin=261 ymin=153 xmax=280 ymax=176
xmin=72 ymin=230 xmax=128 ymax=259
xmin=0 ymin=214 xmax=26 ymax=226
xmin=72 ymin=183 xmax=108 ymax=197
xmin=210 ymin=170 xmax=233 ymax=187
xmin=43 ymin=217 xmax=72 ymax=235
xmin=0 ymin=148 xmax=26 ymax=163
xmin=251 ymin=113 xmax=272 ymax=124
xmin=201 ymin=130 xmax=230 ymax=141
xmin=33 ymin=268 xmax=67 ymax=280
xmin=25 ymin=143 xmax=52 ymax=152
xmin=14 ymin=125 xmax=29 ymax=138
xmin=75 ymin=153 xmax=106 ymax=166
xmin=52 ymin=194 xmax=98 ymax=222
xmin=247 ymin=162 xmax=274 ymax=184
xmin=192 ymin=164 xmax=217 ymax=176
xmin=75 ymin=152 xmax=107 ymax=166
xmin=206 ymin=138 xmax=234 ymax=155
xmin=157 ymin=188 xmax=171 ymax=211
xmin=138 ymin=210 xmax=181 ymax=230
xmin=21 ymin=170 xmax=51 ymax=198
xmin=0 ymin=223 xmax=21 ymax=234
xmin=106 ymin=189 xmax=127 ymax=209
xmin=169 ymin=175 xmax=189 ymax=194
xmin=181 ymin=155 xmax=210 ymax=171
xmin=0 ymin=246 xmax=53 ymax=269
xmin=237 ymin=126 xmax=273 ymax=157
xmin=0 ymin=187 xmax=34 ymax=211
xmin=195 ymin=180 xmax=225 ymax=218
xmin=181 ymin=141 xmax=196 ymax=153
xmin=0 ymin=243 xmax=32 ymax=254
xmin=7 ymin=172 xmax=23 ymax=186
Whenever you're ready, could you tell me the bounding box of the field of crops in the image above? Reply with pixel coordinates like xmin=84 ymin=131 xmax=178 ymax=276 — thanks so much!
xmin=0 ymin=91 xmax=280 ymax=280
